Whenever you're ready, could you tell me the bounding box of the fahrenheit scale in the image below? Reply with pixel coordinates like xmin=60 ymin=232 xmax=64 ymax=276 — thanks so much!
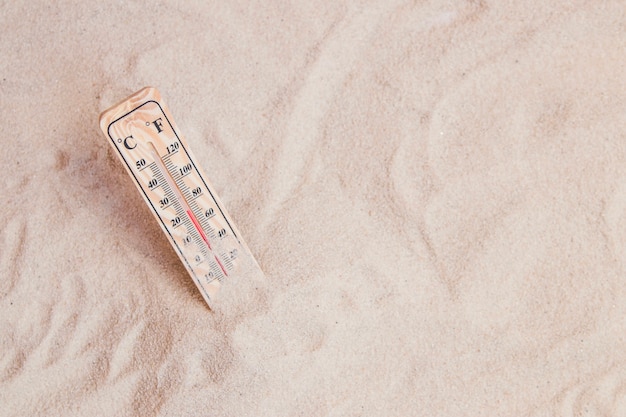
xmin=99 ymin=87 xmax=263 ymax=308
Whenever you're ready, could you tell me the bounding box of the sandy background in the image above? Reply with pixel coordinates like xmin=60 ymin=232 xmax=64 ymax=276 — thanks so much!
xmin=2 ymin=1 xmax=626 ymax=416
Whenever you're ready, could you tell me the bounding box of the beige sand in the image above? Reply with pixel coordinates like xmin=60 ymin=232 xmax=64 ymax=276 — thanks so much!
xmin=2 ymin=1 xmax=626 ymax=416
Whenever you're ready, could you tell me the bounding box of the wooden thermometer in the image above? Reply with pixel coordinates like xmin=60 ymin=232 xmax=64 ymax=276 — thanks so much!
xmin=99 ymin=87 xmax=263 ymax=308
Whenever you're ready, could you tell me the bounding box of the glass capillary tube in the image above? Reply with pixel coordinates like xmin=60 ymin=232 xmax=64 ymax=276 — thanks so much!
xmin=147 ymin=141 xmax=228 ymax=276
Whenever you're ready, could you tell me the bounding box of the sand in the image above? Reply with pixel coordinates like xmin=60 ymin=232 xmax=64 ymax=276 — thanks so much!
xmin=2 ymin=1 xmax=626 ymax=416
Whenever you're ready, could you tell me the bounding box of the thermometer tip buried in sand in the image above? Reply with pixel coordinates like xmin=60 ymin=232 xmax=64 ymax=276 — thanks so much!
xmin=99 ymin=87 xmax=264 ymax=309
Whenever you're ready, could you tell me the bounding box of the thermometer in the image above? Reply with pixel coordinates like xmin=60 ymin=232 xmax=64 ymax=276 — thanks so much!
xmin=99 ymin=87 xmax=263 ymax=308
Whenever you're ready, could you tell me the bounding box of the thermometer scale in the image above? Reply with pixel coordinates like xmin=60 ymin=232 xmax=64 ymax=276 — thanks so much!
xmin=99 ymin=87 xmax=263 ymax=308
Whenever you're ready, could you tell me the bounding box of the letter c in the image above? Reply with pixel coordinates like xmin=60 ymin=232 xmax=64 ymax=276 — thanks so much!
xmin=123 ymin=135 xmax=137 ymax=150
